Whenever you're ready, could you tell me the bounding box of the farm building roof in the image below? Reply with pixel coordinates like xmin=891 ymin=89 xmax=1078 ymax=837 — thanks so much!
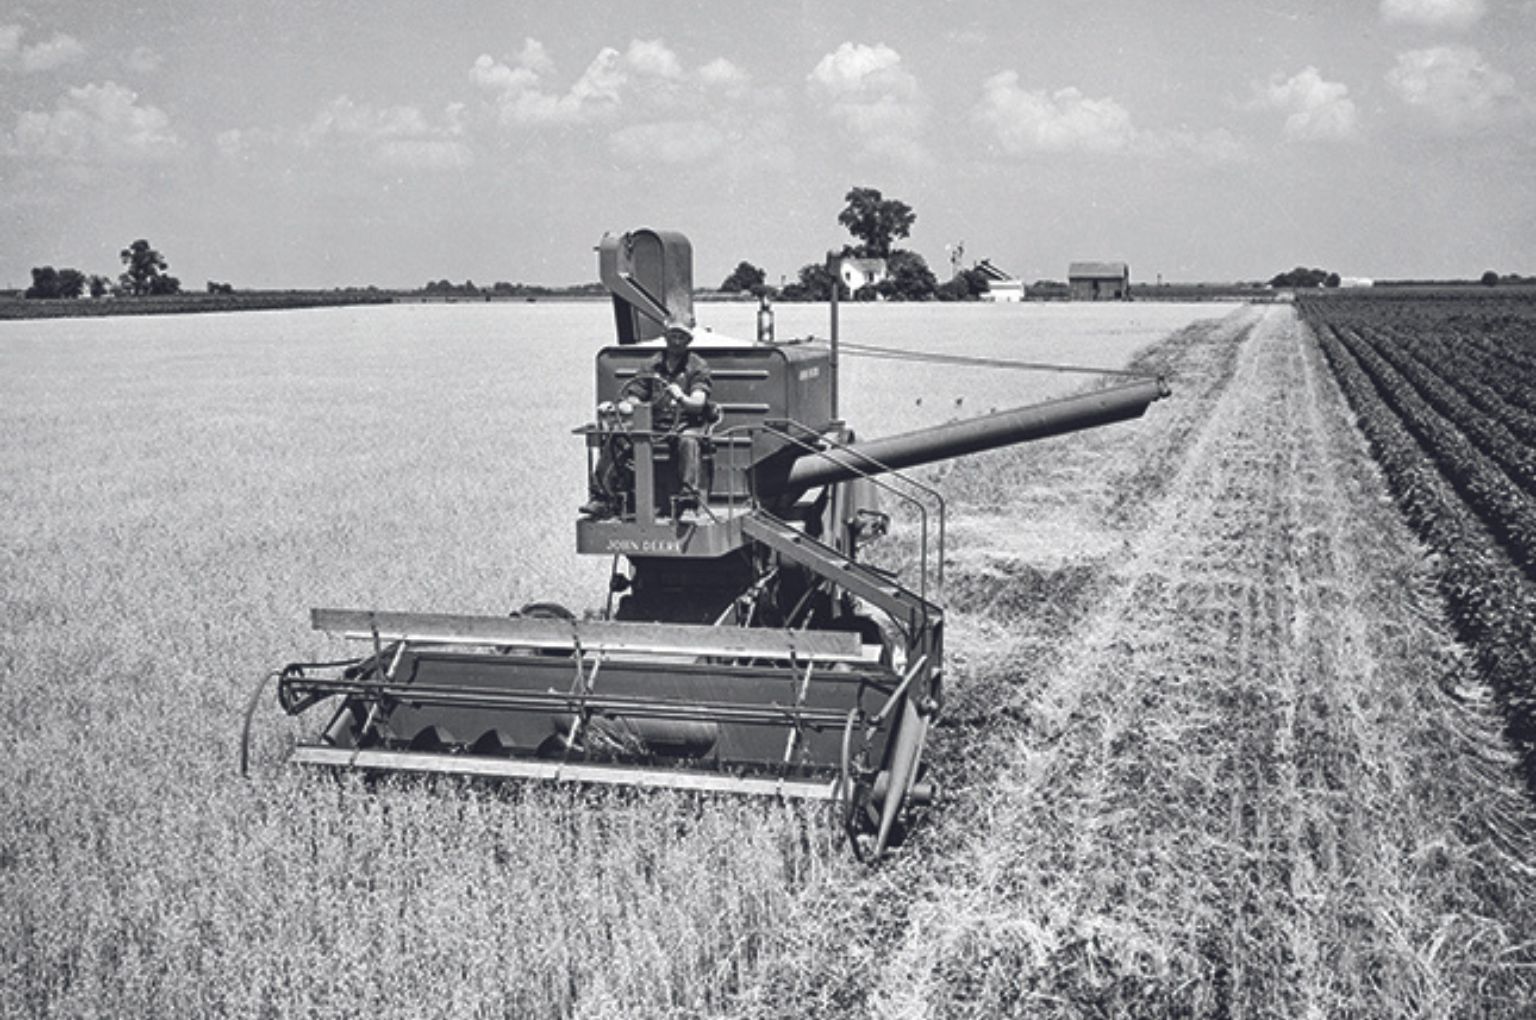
xmin=1068 ymin=262 xmax=1129 ymax=279
xmin=974 ymin=259 xmax=1018 ymax=282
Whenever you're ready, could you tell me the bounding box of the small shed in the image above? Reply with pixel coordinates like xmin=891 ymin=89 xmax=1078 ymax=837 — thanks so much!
xmin=974 ymin=259 xmax=1025 ymax=303
xmin=1068 ymin=262 xmax=1130 ymax=301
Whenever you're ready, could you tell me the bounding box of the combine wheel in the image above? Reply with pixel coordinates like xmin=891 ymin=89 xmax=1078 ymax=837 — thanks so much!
xmin=836 ymin=707 xmax=877 ymax=861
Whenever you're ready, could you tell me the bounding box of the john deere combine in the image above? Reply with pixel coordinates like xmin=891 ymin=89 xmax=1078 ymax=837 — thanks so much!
xmin=245 ymin=228 xmax=1168 ymax=858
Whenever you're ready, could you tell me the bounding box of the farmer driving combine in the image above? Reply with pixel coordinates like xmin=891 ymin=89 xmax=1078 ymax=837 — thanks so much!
xmin=581 ymin=313 xmax=714 ymax=519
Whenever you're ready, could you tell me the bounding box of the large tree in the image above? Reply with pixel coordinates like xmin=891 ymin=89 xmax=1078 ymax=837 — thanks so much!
xmin=119 ymin=239 xmax=181 ymax=296
xmin=1269 ymin=266 xmax=1335 ymax=289
xmin=25 ymin=266 xmax=62 ymax=299
xmin=780 ymin=261 xmax=845 ymax=302
xmin=719 ymin=261 xmax=767 ymax=294
xmin=25 ymin=266 xmax=86 ymax=299
xmin=837 ymin=187 xmax=915 ymax=258
xmin=936 ymin=266 xmax=993 ymax=302
xmin=878 ymin=250 xmax=939 ymax=301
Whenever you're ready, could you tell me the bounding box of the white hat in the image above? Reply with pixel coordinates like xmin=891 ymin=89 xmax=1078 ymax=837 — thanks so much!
xmin=663 ymin=314 xmax=694 ymax=339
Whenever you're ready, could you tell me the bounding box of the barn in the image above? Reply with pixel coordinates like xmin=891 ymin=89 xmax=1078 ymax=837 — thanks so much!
xmin=1068 ymin=262 xmax=1131 ymax=301
xmin=974 ymin=259 xmax=1025 ymax=302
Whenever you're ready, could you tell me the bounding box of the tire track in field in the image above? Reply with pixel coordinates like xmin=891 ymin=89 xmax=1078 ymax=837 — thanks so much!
xmin=869 ymin=306 xmax=1536 ymax=1018
xmin=734 ymin=308 xmax=1262 ymax=1018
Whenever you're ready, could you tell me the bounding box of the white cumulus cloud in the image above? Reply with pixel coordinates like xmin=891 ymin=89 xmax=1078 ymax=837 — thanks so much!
xmin=1386 ymin=45 xmax=1521 ymax=130
xmin=1380 ymin=0 xmax=1485 ymax=29
xmin=1252 ymin=67 xmax=1358 ymax=141
xmin=472 ymin=40 xmax=627 ymax=126
xmin=974 ymin=73 xmax=1135 ymax=154
xmin=0 ymin=25 xmax=86 ymax=73
xmin=3 ymin=81 xmax=180 ymax=161
xmin=625 ymin=39 xmax=683 ymax=80
xmin=473 ymin=36 xmax=759 ymax=165
xmin=297 ymin=96 xmax=471 ymax=169
xmin=807 ymin=42 xmax=929 ymax=163
xmin=471 ymin=37 xmax=705 ymax=127
xmin=698 ymin=57 xmax=749 ymax=92
xmin=515 ymin=38 xmax=555 ymax=76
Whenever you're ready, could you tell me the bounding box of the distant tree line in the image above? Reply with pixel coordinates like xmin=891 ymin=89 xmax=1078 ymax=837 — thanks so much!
xmin=25 ymin=238 xmax=185 ymax=299
xmin=1479 ymin=270 xmax=1532 ymax=287
xmin=718 ymin=187 xmax=999 ymax=304
xmin=1269 ymin=266 xmax=1341 ymax=289
xmin=420 ymin=279 xmax=606 ymax=298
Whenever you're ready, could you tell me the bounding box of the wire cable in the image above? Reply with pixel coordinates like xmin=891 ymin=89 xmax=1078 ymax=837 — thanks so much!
xmin=835 ymin=339 xmax=1159 ymax=380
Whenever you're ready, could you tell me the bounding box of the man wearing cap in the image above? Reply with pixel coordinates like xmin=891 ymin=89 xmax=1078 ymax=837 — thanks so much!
xmin=581 ymin=315 xmax=714 ymax=518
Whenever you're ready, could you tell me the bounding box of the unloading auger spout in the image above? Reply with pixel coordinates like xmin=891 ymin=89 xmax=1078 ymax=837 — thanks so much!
xmin=247 ymin=227 xmax=1169 ymax=861
xmin=753 ymin=376 xmax=1169 ymax=500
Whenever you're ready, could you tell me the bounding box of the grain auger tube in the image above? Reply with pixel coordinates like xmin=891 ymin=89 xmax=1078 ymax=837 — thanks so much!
xmin=245 ymin=227 xmax=1169 ymax=860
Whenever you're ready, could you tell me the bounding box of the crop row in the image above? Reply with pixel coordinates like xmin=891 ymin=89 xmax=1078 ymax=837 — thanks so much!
xmin=1326 ymin=325 xmax=1536 ymax=578
xmin=1451 ymin=328 xmax=1536 ymax=388
xmin=1382 ymin=322 xmax=1536 ymax=427
xmin=1345 ymin=326 xmax=1536 ymax=499
xmin=1387 ymin=330 xmax=1536 ymax=446
xmin=1308 ymin=317 xmax=1536 ymax=782
xmin=1403 ymin=325 xmax=1536 ymax=418
xmin=1306 ymin=290 xmax=1536 ymax=331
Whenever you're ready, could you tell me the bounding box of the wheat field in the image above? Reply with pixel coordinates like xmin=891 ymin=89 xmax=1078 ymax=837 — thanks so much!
xmin=6 ymin=300 xmax=1535 ymax=1018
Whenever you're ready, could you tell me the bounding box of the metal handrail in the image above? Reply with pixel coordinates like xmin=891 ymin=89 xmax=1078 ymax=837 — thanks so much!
xmin=713 ymin=416 xmax=946 ymax=610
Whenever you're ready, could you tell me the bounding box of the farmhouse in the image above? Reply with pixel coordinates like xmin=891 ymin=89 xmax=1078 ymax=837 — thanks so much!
xmin=1069 ymin=261 xmax=1131 ymax=301
xmin=974 ymin=259 xmax=1025 ymax=302
xmin=840 ymin=257 xmax=887 ymax=294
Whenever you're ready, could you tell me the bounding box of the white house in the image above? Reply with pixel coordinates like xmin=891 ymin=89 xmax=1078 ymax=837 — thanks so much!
xmin=840 ymin=258 xmax=887 ymax=294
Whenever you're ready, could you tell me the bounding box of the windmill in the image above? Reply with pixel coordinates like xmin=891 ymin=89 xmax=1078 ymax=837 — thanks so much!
xmin=944 ymin=240 xmax=965 ymax=279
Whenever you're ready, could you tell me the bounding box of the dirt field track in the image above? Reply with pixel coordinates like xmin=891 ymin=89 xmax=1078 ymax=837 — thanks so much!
xmin=4 ymin=303 xmax=1535 ymax=1018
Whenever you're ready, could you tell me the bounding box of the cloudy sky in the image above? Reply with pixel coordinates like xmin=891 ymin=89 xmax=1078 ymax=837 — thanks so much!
xmin=2 ymin=0 xmax=1532 ymax=289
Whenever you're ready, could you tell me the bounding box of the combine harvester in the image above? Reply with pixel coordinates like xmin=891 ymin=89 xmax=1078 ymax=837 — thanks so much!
xmin=245 ymin=229 xmax=1168 ymax=858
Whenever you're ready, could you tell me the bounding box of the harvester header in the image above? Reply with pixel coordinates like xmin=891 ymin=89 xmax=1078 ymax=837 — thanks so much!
xmin=246 ymin=228 xmax=1168 ymax=859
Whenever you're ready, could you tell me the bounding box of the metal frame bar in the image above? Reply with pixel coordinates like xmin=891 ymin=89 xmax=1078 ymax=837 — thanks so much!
xmin=290 ymin=746 xmax=842 ymax=800
xmin=311 ymin=608 xmax=865 ymax=663
xmin=279 ymin=676 xmax=865 ymax=730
